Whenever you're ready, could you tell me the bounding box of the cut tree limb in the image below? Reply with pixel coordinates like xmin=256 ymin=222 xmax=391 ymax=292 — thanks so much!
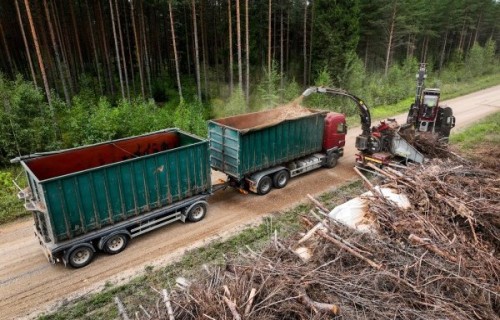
xmin=114 ymin=296 xmax=131 ymax=320
xmin=162 ymin=289 xmax=175 ymax=320
xmin=409 ymin=234 xmax=458 ymax=263
xmin=298 ymin=287 xmax=340 ymax=315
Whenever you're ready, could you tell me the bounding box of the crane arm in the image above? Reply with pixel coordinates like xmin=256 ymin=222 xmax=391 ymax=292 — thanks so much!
xmin=302 ymin=87 xmax=372 ymax=137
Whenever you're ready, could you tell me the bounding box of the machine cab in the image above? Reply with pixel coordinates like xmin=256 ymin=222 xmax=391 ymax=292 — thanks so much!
xmin=419 ymin=88 xmax=441 ymax=121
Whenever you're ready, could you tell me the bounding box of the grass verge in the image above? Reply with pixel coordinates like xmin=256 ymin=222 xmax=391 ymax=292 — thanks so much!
xmin=450 ymin=111 xmax=500 ymax=150
xmin=38 ymin=180 xmax=363 ymax=319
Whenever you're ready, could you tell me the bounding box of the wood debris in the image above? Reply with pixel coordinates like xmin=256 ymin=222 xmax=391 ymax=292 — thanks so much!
xmin=133 ymin=154 xmax=498 ymax=319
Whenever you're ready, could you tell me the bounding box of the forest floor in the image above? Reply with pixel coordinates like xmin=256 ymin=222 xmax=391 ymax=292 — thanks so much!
xmin=0 ymin=86 xmax=498 ymax=320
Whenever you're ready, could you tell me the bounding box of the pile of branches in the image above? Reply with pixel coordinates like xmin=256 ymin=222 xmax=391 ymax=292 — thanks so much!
xmin=132 ymin=158 xmax=499 ymax=320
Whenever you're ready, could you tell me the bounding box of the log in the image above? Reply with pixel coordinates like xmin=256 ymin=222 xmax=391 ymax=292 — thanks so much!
xmin=298 ymin=287 xmax=340 ymax=315
xmin=114 ymin=296 xmax=131 ymax=320
xmin=223 ymin=296 xmax=242 ymax=320
xmin=162 ymin=289 xmax=175 ymax=320
xmin=244 ymin=288 xmax=257 ymax=316
xmin=354 ymin=166 xmax=374 ymax=189
xmin=367 ymin=163 xmax=398 ymax=180
xmin=316 ymin=229 xmax=382 ymax=269
xmin=306 ymin=194 xmax=329 ymax=213
xmin=409 ymin=234 xmax=457 ymax=263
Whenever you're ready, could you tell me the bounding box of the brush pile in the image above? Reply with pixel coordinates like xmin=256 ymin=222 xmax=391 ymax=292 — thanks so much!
xmin=138 ymin=157 xmax=499 ymax=319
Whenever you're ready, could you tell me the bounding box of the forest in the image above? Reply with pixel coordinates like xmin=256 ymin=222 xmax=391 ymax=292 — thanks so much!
xmin=0 ymin=0 xmax=499 ymax=165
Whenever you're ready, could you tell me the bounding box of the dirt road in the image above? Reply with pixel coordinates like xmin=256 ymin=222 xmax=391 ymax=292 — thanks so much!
xmin=1 ymin=86 xmax=499 ymax=319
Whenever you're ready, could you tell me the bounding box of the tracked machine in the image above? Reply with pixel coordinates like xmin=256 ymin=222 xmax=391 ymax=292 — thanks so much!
xmin=406 ymin=63 xmax=456 ymax=141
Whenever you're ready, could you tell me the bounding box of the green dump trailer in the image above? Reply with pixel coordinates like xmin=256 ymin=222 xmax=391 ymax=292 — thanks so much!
xmin=208 ymin=106 xmax=346 ymax=194
xmin=15 ymin=129 xmax=211 ymax=268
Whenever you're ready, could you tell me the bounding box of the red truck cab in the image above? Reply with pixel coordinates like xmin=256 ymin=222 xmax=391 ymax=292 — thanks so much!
xmin=323 ymin=112 xmax=347 ymax=150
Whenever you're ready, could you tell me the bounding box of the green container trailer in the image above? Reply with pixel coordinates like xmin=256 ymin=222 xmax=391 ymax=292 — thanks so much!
xmin=15 ymin=129 xmax=211 ymax=268
xmin=209 ymin=106 xmax=346 ymax=194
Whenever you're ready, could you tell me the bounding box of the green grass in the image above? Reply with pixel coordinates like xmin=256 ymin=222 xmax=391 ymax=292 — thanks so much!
xmin=450 ymin=111 xmax=500 ymax=150
xmin=37 ymin=180 xmax=363 ymax=319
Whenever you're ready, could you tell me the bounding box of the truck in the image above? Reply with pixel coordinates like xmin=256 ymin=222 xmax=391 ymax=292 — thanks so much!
xmin=13 ymin=129 xmax=211 ymax=268
xmin=208 ymin=106 xmax=346 ymax=195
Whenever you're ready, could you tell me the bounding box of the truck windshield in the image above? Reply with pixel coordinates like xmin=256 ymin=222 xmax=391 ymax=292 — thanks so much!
xmin=423 ymin=95 xmax=438 ymax=107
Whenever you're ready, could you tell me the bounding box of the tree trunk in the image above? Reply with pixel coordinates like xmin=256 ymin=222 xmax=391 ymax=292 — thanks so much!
xmin=168 ymin=0 xmax=183 ymax=100
xmin=115 ymin=0 xmax=130 ymax=99
xmin=228 ymin=0 xmax=234 ymax=94
xmin=474 ymin=13 xmax=482 ymax=44
xmin=43 ymin=0 xmax=71 ymax=106
xmin=286 ymin=11 xmax=289 ymax=73
xmin=109 ymin=0 xmax=125 ymax=99
xmin=52 ymin=0 xmax=74 ymax=96
xmin=268 ymin=0 xmax=272 ymax=75
xmin=69 ymin=0 xmax=84 ymax=72
xmin=458 ymin=14 xmax=467 ymax=54
xmin=303 ymin=0 xmax=307 ymax=85
xmin=15 ymin=0 xmax=37 ymax=86
xmin=236 ymin=0 xmax=243 ymax=91
xmin=139 ymin=1 xmax=152 ymax=97
xmin=122 ymin=0 xmax=135 ymax=94
xmin=214 ymin=3 xmax=221 ymax=96
xmin=200 ymin=0 xmax=209 ymax=99
xmin=0 ymin=21 xmax=16 ymax=75
xmin=245 ymin=0 xmax=250 ymax=108
xmin=184 ymin=6 xmax=192 ymax=76
xmin=24 ymin=0 xmax=54 ymax=129
xmin=439 ymin=31 xmax=448 ymax=72
xmin=96 ymin=0 xmax=114 ymax=95
xmin=130 ymin=0 xmax=145 ymax=97
xmin=364 ymin=40 xmax=369 ymax=69
xmin=384 ymin=1 xmax=397 ymax=77
xmin=191 ymin=0 xmax=202 ymax=101
xmin=308 ymin=0 xmax=314 ymax=85
xmin=85 ymin=0 xmax=102 ymax=94
xmin=279 ymin=1 xmax=284 ymax=99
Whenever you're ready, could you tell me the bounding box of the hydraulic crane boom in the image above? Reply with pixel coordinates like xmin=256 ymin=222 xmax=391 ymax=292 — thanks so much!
xmin=302 ymin=86 xmax=424 ymax=165
xmin=302 ymin=87 xmax=372 ymax=137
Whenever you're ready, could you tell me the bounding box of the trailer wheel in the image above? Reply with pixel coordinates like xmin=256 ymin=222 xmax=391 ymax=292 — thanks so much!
xmin=187 ymin=202 xmax=207 ymax=222
xmin=273 ymin=170 xmax=289 ymax=188
xmin=104 ymin=233 xmax=129 ymax=254
xmin=325 ymin=154 xmax=338 ymax=168
xmin=257 ymin=176 xmax=273 ymax=195
xmin=68 ymin=244 xmax=95 ymax=268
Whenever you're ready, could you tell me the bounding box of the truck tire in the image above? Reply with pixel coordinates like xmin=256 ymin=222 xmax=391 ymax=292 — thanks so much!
xmin=104 ymin=233 xmax=129 ymax=254
xmin=325 ymin=154 xmax=338 ymax=168
xmin=68 ymin=244 xmax=95 ymax=268
xmin=187 ymin=202 xmax=207 ymax=222
xmin=273 ymin=170 xmax=289 ymax=188
xmin=257 ymin=176 xmax=273 ymax=195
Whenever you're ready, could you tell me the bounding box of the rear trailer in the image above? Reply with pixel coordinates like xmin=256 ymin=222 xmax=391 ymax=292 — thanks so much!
xmin=16 ymin=129 xmax=211 ymax=268
xmin=208 ymin=106 xmax=346 ymax=194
